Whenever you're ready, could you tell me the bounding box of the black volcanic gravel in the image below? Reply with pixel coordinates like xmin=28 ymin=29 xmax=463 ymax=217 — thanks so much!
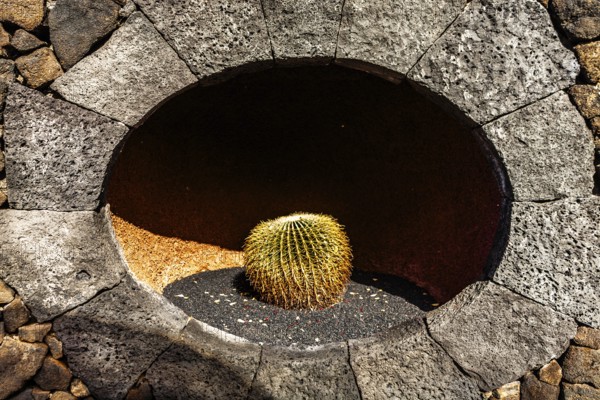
xmin=164 ymin=268 xmax=436 ymax=347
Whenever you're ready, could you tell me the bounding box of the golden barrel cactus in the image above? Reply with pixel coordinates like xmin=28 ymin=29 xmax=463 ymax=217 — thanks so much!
xmin=243 ymin=213 xmax=353 ymax=310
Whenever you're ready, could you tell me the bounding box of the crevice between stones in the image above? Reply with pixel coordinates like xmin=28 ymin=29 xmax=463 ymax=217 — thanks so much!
xmin=257 ymin=0 xmax=276 ymax=63
xmin=332 ymin=0 xmax=347 ymax=60
xmin=404 ymin=0 xmax=471 ymax=78
xmin=131 ymin=1 xmax=201 ymax=80
xmin=345 ymin=340 xmax=364 ymax=400
xmin=246 ymin=343 xmax=264 ymax=400
xmin=46 ymin=89 xmax=130 ymax=128
xmin=422 ymin=315 xmax=487 ymax=390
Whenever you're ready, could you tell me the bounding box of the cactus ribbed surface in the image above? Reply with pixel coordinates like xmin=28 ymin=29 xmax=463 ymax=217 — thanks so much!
xmin=244 ymin=213 xmax=353 ymax=310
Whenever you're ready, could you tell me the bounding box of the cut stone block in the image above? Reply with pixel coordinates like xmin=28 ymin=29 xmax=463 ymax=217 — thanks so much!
xmin=427 ymin=281 xmax=577 ymax=391
xmin=146 ymin=318 xmax=261 ymax=400
xmin=493 ymin=198 xmax=600 ymax=328
xmin=349 ymin=319 xmax=480 ymax=400
xmin=263 ymin=0 xmax=342 ymax=63
xmin=53 ymin=274 xmax=188 ymax=400
xmin=0 ymin=208 xmax=127 ymax=321
xmin=4 ymin=83 xmax=128 ymax=211
xmin=337 ymin=0 xmax=467 ymax=78
xmin=479 ymin=92 xmax=594 ymax=201
xmin=249 ymin=343 xmax=360 ymax=400
xmin=409 ymin=0 xmax=579 ymax=126
xmin=562 ymin=345 xmax=600 ymax=387
xmin=134 ymin=0 xmax=272 ymax=79
xmin=51 ymin=12 xmax=197 ymax=126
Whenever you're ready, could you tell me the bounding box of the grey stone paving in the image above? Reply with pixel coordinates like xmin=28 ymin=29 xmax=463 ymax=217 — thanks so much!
xmin=349 ymin=318 xmax=480 ymax=400
xmin=479 ymin=91 xmax=594 ymax=201
xmin=263 ymin=0 xmax=343 ymax=63
xmin=134 ymin=0 xmax=272 ymax=79
xmin=249 ymin=342 xmax=360 ymax=400
xmin=409 ymin=0 xmax=579 ymax=126
xmin=0 ymin=208 xmax=126 ymax=322
xmin=51 ymin=12 xmax=197 ymax=126
xmin=427 ymin=281 xmax=577 ymax=391
xmin=337 ymin=0 xmax=467 ymax=78
xmin=493 ymin=198 xmax=600 ymax=329
xmin=4 ymin=84 xmax=128 ymax=211
xmin=53 ymin=274 xmax=188 ymax=400
xmin=145 ymin=318 xmax=261 ymax=400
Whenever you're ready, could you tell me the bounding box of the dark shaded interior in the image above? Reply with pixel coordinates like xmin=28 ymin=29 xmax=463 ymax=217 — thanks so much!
xmin=107 ymin=66 xmax=504 ymax=303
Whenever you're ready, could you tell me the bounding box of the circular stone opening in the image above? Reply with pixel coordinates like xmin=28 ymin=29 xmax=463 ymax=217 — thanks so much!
xmin=107 ymin=66 xmax=505 ymax=335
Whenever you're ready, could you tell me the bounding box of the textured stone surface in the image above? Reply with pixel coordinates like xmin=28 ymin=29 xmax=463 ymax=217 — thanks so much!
xmin=4 ymin=83 xmax=128 ymax=210
xmin=15 ymin=48 xmax=63 ymax=89
xmin=11 ymin=29 xmax=45 ymax=53
xmin=249 ymin=343 xmax=360 ymax=400
xmin=0 ymin=22 xmax=9 ymax=48
xmin=0 ymin=208 xmax=127 ymax=321
xmin=50 ymin=392 xmax=76 ymax=400
xmin=493 ymin=198 xmax=600 ymax=328
xmin=521 ymin=372 xmax=560 ymax=400
xmin=574 ymin=326 xmax=600 ymax=349
xmin=569 ymin=84 xmax=600 ymax=119
xmin=34 ymin=357 xmax=72 ymax=391
xmin=31 ymin=387 xmax=51 ymax=399
xmin=51 ymin=12 xmax=196 ymax=126
xmin=427 ymin=281 xmax=577 ymax=390
xmin=575 ymin=41 xmax=600 ymax=84
xmin=563 ymin=383 xmax=600 ymax=399
xmin=0 ymin=337 xmax=47 ymax=399
xmin=18 ymin=323 xmax=52 ymax=343
xmin=549 ymin=0 xmax=600 ymax=42
xmin=134 ymin=0 xmax=272 ymax=79
xmin=0 ymin=0 xmax=44 ymax=30
xmin=349 ymin=319 xmax=480 ymax=400
xmin=44 ymin=334 xmax=63 ymax=360
xmin=4 ymin=297 xmax=31 ymax=333
xmin=49 ymin=0 xmax=120 ymax=70
xmin=70 ymin=379 xmax=90 ymax=397
xmin=562 ymin=346 xmax=600 ymax=387
xmin=337 ymin=0 xmax=466 ymax=77
xmin=409 ymin=0 xmax=579 ymax=126
xmin=263 ymin=0 xmax=342 ymax=62
xmin=53 ymin=275 xmax=188 ymax=400
xmin=0 ymin=279 xmax=15 ymax=304
xmin=492 ymin=381 xmax=520 ymax=400
xmin=539 ymin=360 xmax=562 ymax=386
xmin=480 ymin=92 xmax=594 ymax=201
xmin=146 ymin=318 xmax=261 ymax=400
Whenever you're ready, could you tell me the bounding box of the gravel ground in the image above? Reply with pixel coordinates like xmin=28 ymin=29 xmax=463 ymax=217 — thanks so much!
xmin=164 ymin=267 xmax=436 ymax=347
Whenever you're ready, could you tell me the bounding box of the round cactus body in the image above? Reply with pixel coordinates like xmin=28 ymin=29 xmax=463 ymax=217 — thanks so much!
xmin=243 ymin=213 xmax=353 ymax=310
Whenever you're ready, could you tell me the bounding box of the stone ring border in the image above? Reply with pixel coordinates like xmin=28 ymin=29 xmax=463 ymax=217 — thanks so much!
xmin=1 ymin=0 xmax=599 ymax=398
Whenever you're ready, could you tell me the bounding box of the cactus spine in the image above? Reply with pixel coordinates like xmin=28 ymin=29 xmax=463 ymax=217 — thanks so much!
xmin=243 ymin=213 xmax=353 ymax=310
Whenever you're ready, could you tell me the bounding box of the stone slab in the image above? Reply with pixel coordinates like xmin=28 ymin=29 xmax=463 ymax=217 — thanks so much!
xmin=493 ymin=198 xmax=600 ymax=328
xmin=479 ymin=92 xmax=594 ymax=201
xmin=349 ymin=318 xmax=480 ymax=400
xmin=0 ymin=208 xmax=127 ymax=322
xmin=51 ymin=12 xmax=197 ymax=127
xmin=4 ymin=83 xmax=128 ymax=211
xmin=263 ymin=0 xmax=342 ymax=63
xmin=146 ymin=318 xmax=261 ymax=400
xmin=249 ymin=342 xmax=360 ymax=400
xmin=337 ymin=0 xmax=467 ymax=77
xmin=409 ymin=0 xmax=579 ymax=126
xmin=427 ymin=281 xmax=577 ymax=391
xmin=53 ymin=274 xmax=188 ymax=400
xmin=134 ymin=0 xmax=272 ymax=79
